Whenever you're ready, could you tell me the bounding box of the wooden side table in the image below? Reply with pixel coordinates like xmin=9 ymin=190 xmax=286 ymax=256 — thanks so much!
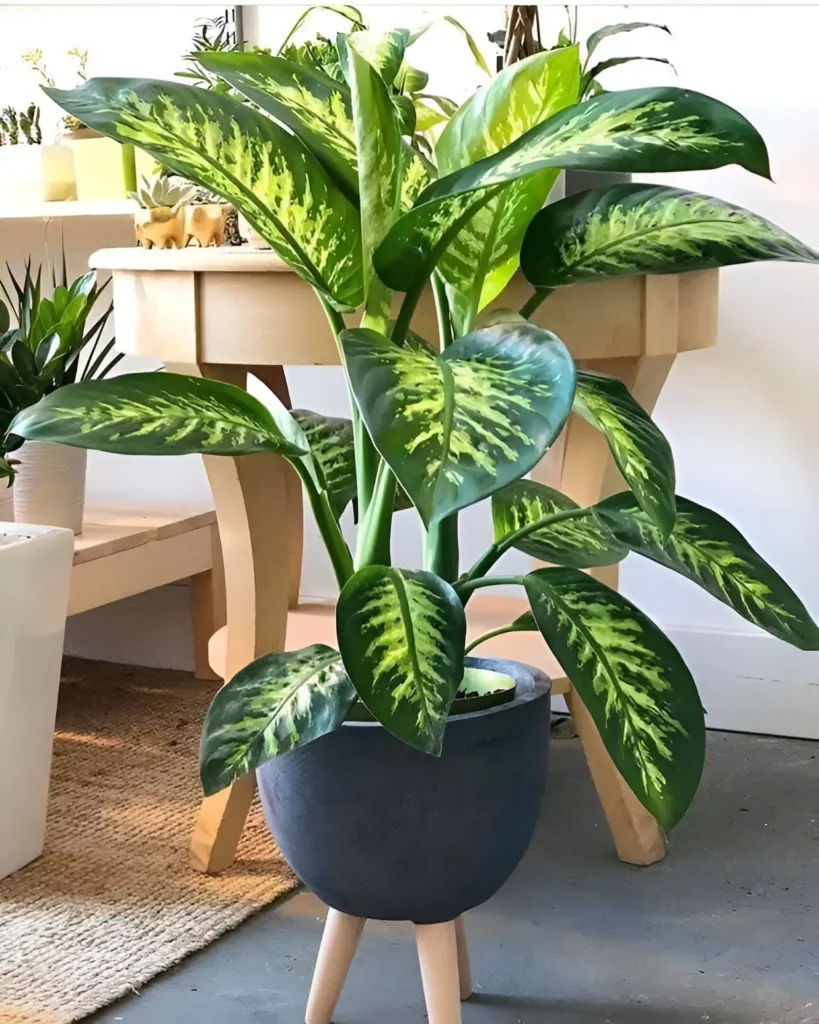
xmin=90 ymin=246 xmax=718 ymax=874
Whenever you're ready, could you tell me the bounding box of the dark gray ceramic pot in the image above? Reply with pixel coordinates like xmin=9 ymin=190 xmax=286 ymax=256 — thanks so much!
xmin=563 ymin=169 xmax=632 ymax=197
xmin=257 ymin=657 xmax=551 ymax=925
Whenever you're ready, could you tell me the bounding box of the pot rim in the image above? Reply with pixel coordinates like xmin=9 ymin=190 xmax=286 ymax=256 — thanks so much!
xmin=340 ymin=656 xmax=550 ymax=731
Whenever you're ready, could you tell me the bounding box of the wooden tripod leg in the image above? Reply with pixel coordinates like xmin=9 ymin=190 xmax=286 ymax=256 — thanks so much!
xmin=454 ymin=916 xmax=472 ymax=1001
xmin=416 ymin=921 xmax=462 ymax=1024
xmin=305 ymin=910 xmax=366 ymax=1024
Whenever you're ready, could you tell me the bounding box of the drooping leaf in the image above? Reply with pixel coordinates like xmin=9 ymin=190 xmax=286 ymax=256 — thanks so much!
xmin=342 ymin=322 xmax=576 ymax=526
xmin=414 ymin=101 xmax=447 ymax=132
xmin=9 ymin=372 xmax=308 ymax=458
xmin=199 ymin=645 xmax=355 ymax=796
xmin=197 ymin=52 xmax=359 ymax=201
xmin=574 ymin=370 xmax=675 ymax=538
xmin=492 ymin=479 xmax=626 ymax=567
xmin=581 ymin=56 xmax=675 ymax=97
xmin=374 ymin=86 xmax=771 ymax=296
xmin=596 ymin=492 xmax=819 ymax=650
xmin=435 ymin=46 xmax=581 ymax=330
xmin=336 ymin=566 xmax=466 ymax=754
xmin=292 ymin=409 xmax=356 ymax=518
xmin=441 ymin=16 xmax=492 ymax=76
xmin=525 ymin=567 xmax=704 ymax=829
xmin=348 ymin=27 xmax=408 ymax=86
xmin=347 ymin=32 xmax=404 ymax=329
xmin=586 ymin=21 xmax=670 ymax=59
xmin=276 ymin=5 xmax=366 ymax=56
xmin=521 ymin=184 xmax=819 ymax=288
xmin=46 ymin=79 xmax=363 ymax=311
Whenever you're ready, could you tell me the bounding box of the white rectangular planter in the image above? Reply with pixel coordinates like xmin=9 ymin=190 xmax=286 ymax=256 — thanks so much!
xmin=0 ymin=524 xmax=73 ymax=879
xmin=0 ymin=143 xmax=76 ymax=202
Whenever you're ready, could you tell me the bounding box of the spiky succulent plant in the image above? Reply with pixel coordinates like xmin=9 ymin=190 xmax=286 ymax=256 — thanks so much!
xmin=127 ymin=174 xmax=195 ymax=210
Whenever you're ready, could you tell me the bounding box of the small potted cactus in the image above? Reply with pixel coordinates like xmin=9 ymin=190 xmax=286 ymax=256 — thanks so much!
xmin=0 ymin=103 xmax=75 ymax=202
xmin=128 ymin=175 xmax=195 ymax=248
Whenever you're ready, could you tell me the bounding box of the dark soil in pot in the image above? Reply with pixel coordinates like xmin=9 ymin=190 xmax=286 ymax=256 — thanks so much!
xmin=257 ymin=657 xmax=551 ymax=925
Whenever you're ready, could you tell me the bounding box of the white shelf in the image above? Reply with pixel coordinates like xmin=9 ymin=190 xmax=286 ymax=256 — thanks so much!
xmin=0 ymin=199 xmax=136 ymax=221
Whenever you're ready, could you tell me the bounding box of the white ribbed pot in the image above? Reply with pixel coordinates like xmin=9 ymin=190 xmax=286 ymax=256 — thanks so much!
xmin=0 ymin=523 xmax=74 ymax=879
xmin=13 ymin=441 xmax=87 ymax=535
xmin=0 ymin=485 xmax=14 ymax=523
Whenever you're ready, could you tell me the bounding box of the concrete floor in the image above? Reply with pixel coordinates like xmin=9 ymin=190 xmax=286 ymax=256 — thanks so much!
xmin=90 ymin=730 xmax=818 ymax=1024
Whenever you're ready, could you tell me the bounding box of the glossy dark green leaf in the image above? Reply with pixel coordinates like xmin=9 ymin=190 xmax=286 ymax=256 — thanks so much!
xmin=435 ymin=46 xmax=581 ymax=328
xmin=525 ymin=567 xmax=704 ymax=829
xmin=586 ymin=21 xmax=670 ymax=59
xmin=10 ymin=372 xmax=308 ymax=458
xmin=521 ymin=184 xmax=819 ymax=288
xmin=596 ymin=492 xmax=819 ymax=650
xmin=342 ymin=322 xmax=576 ymax=526
xmin=374 ymin=86 xmax=771 ymax=295
xmin=47 ymin=79 xmax=363 ymax=311
xmin=492 ymin=479 xmax=626 ymax=567
xmin=200 ymin=645 xmax=355 ymax=796
xmin=575 ymin=370 xmax=675 ymax=538
xmin=292 ymin=409 xmax=355 ymax=518
xmin=337 ymin=566 xmax=466 ymax=754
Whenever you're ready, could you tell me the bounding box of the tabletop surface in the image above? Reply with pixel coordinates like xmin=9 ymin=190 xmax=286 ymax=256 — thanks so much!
xmin=90 ymin=245 xmax=290 ymax=273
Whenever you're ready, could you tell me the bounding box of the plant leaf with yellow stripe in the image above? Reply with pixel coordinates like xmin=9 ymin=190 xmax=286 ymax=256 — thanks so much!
xmin=525 ymin=567 xmax=704 ymax=828
xmin=337 ymin=567 xmax=466 ymax=754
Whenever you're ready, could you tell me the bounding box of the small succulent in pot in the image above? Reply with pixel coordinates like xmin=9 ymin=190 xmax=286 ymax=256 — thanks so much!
xmin=128 ymin=174 xmax=195 ymax=249
xmin=13 ymin=27 xmax=819 ymax=840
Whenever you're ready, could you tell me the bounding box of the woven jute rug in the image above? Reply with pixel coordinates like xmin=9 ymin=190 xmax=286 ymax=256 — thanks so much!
xmin=0 ymin=658 xmax=299 ymax=1024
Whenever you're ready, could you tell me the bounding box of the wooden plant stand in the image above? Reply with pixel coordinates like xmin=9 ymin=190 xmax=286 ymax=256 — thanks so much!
xmin=90 ymin=246 xmax=719 ymax=874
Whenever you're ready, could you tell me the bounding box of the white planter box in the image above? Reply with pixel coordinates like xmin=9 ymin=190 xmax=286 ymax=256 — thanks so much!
xmin=13 ymin=440 xmax=87 ymax=535
xmin=0 ymin=143 xmax=76 ymax=202
xmin=0 ymin=524 xmax=74 ymax=879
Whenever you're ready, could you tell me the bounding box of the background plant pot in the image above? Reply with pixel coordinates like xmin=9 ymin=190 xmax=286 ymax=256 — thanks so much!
xmin=563 ymin=169 xmax=632 ymax=197
xmin=184 ymin=203 xmax=229 ymax=247
xmin=0 ymin=485 xmax=13 ymax=523
xmin=0 ymin=523 xmax=73 ymax=879
xmin=66 ymin=131 xmax=136 ymax=200
xmin=13 ymin=440 xmax=87 ymax=535
xmin=0 ymin=144 xmax=76 ymax=202
xmin=257 ymin=657 xmax=551 ymax=924
xmin=134 ymin=207 xmax=185 ymax=249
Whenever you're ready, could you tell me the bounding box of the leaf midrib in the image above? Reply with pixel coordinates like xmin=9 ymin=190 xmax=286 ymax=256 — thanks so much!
xmin=386 ymin=569 xmax=434 ymax=735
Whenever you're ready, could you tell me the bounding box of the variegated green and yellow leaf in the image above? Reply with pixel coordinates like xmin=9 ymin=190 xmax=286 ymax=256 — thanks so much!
xmin=525 ymin=567 xmax=704 ymax=828
xmin=575 ymin=370 xmax=675 ymax=538
xmin=199 ymin=644 xmax=355 ymax=795
xmin=336 ymin=566 xmax=466 ymax=754
xmin=521 ymin=184 xmax=819 ymax=288
xmin=374 ymin=86 xmax=771 ymax=296
xmin=47 ymin=79 xmax=363 ymax=311
xmin=595 ymin=492 xmax=819 ymax=650
xmin=341 ymin=322 xmax=576 ymax=526
xmin=9 ymin=372 xmax=308 ymax=457
xmin=292 ymin=409 xmax=355 ymax=518
xmin=198 ymin=51 xmax=359 ymax=200
xmin=492 ymin=479 xmax=626 ymax=568
xmin=435 ymin=46 xmax=581 ymax=331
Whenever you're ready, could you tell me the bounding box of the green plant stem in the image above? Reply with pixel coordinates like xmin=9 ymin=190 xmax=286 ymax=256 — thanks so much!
xmin=465 ymin=622 xmax=526 ymax=655
xmin=519 ymin=287 xmax=554 ymax=320
xmin=355 ymin=459 xmax=397 ymax=569
xmin=431 ymin=273 xmax=453 ymax=351
xmin=455 ymin=574 xmax=523 ymax=601
xmin=317 ymin=291 xmax=379 ymax=515
xmin=391 ymin=281 xmax=425 ymax=346
xmin=424 ymin=515 xmax=460 ymax=582
xmin=292 ymin=461 xmax=354 ymax=588
xmin=464 ymin=506 xmax=587 ymax=584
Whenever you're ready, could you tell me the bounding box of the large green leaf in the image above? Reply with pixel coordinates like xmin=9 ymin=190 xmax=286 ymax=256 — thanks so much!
xmin=342 ymin=322 xmax=576 ymax=526
xmin=492 ymin=479 xmax=626 ymax=568
xmin=200 ymin=644 xmax=355 ymax=796
xmin=596 ymin=492 xmax=819 ymax=650
xmin=197 ymin=52 xmax=359 ymax=201
xmin=575 ymin=370 xmax=675 ymax=538
xmin=336 ymin=566 xmax=466 ymax=754
xmin=521 ymin=184 xmax=819 ymax=288
xmin=374 ymin=86 xmax=770 ymax=295
xmin=347 ymin=32 xmax=404 ymax=330
xmin=9 ymin=372 xmax=308 ymax=458
xmin=435 ymin=46 xmax=581 ymax=330
xmin=525 ymin=567 xmax=704 ymax=828
xmin=47 ymin=79 xmax=363 ymax=311
xmin=292 ymin=409 xmax=355 ymax=518
xmin=347 ymin=27 xmax=408 ymax=86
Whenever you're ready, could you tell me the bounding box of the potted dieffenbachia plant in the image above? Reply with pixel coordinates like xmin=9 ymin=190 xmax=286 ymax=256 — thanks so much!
xmin=11 ymin=30 xmax=819 ymax=921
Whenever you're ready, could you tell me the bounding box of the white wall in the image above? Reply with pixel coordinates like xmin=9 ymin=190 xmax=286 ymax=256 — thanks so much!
xmin=3 ymin=6 xmax=819 ymax=733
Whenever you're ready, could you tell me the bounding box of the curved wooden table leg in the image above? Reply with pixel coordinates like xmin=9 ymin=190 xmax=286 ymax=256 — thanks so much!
xmin=539 ymin=342 xmax=676 ymax=866
xmin=178 ymin=363 xmax=293 ymax=874
xmin=190 ymin=522 xmax=226 ymax=681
